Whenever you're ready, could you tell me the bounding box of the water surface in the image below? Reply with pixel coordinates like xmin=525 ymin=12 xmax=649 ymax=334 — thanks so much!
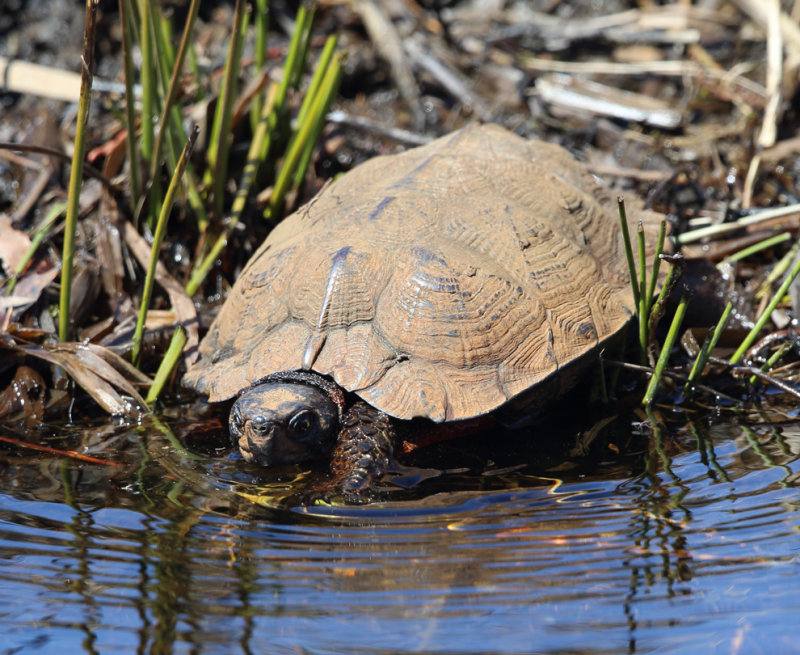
xmin=0 ymin=411 xmax=798 ymax=654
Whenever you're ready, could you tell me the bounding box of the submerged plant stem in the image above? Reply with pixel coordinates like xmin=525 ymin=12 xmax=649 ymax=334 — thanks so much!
xmin=643 ymin=291 xmax=689 ymax=406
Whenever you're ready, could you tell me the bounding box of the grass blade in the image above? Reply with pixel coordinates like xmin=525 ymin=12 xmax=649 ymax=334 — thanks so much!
xmin=617 ymin=197 xmax=640 ymax=310
xmin=269 ymin=51 xmax=342 ymax=218
xmin=118 ymin=0 xmax=140 ymax=205
xmin=149 ymin=0 xmax=200 ymax=188
xmin=684 ymin=301 xmax=733 ymax=394
xmin=292 ymin=38 xmax=340 ymax=189
xmin=146 ymin=85 xmax=279 ymax=403
xmin=137 ymin=0 xmax=155 ymax=162
xmin=643 ymin=290 xmax=689 ymax=406
xmin=646 ymin=220 xmax=667 ymax=310
xmin=131 ymin=126 xmax=198 ymax=366
xmin=206 ymin=0 xmax=249 ymax=219
xmin=730 ymin=237 xmax=800 ymax=364
xmin=258 ymin=4 xmax=315 ymax=164
xmin=724 ymin=231 xmax=792 ymax=264
xmin=146 ymin=327 xmax=186 ymax=404
xmin=647 ymin=255 xmax=681 ymax=335
xmin=637 ymin=223 xmax=648 ymax=361
xmin=190 ymin=83 xmax=279 ymax=294
xmin=250 ymin=0 xmax=269 ymax=134
xmin=748 ymin=340 xmax=793 ymax=386
xmin=7 ymin=203 xmax=64 ymax=295
xmin=295 ymin=36 xmax=339 ymax=130
xmin=59 ymin=0 xmax=98 ymax=342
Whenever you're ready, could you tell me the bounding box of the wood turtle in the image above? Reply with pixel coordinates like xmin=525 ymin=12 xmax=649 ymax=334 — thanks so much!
xmin=183 ymin=124 xmax=661 ymax=499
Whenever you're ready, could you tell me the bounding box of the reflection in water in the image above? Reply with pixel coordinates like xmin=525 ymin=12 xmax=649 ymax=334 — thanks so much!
xmin=0 ymin=414 xmax=798 ymax=654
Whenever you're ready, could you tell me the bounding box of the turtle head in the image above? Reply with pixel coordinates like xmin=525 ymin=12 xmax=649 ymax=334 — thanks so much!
xmin=229 ymin=381 xmax=340 ymax=466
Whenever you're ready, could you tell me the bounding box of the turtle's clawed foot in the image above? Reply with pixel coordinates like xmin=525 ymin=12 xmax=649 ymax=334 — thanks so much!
xmin=317 ymin=401 xmax=396 ymax=502
xmin=291 ymin=402 xmax=396 ymax=505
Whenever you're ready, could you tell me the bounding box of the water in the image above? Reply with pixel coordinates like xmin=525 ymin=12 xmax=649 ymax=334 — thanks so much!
xmin=0 ymin=412 xmax=798 ymax=655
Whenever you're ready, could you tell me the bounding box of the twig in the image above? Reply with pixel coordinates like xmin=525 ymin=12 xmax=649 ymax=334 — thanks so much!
xmin=742 ymin=0 xmax=783 ymax=208
xmin=354 ymin=0 xmax=425 ymax=130
xmin=732 ymin=0 xmax=800 ymax=59
xmin=676 ymin=203 xmax=800 ymax=245
xmin=521 ymin=56 xmax=766 ymax=100
xmin=0 ymin=433 xmax=120 ymax=466
xmin=603 ymin=359 xmax=738 ymax=403
xmin=326 ymin=110 xmax=432 ymax=146
xmin=0 ymin=142 xmax=112 ymax=189
xmin=732 ymin=364 xmax=800 ymax=401
xmin=534 ymin=75 xmax=681 ymax=129
xmin=404 ymin=37 xmax=492 ymax=121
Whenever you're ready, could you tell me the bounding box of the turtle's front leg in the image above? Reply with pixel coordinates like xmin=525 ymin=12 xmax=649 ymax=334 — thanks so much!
xmin=329 ymin=401 xmax=396 ymax=495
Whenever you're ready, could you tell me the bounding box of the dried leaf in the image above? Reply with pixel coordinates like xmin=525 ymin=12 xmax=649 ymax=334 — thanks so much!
xmin=2 ymin=323 xmax=54 ymax=340
xmin=3 ymin=266 xmax=60 ymax=321
xmin=6 ymin=340 xmax=152 ymax=417
xmin=95 ymin=198 xmax=128 ymax=308
xmin=20 ymin=346 xmax=131 ymax=415
xmin=0 ymin=214 xmax=32 ymax=275
xmin=0 ymin=296 xmax=37 ymax=311
xmin=87 ymin=127 xmax=128 ymax=174
xmin=74 ymin=341 xmax=153 ymax=385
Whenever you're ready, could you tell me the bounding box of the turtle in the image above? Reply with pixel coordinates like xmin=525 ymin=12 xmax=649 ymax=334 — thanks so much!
xmin=183 ymin=123 xmax=661 ymax=499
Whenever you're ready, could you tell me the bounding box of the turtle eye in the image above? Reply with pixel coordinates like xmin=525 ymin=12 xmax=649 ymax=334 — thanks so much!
xmin=288 ymin=409 xmax=315 ymax=436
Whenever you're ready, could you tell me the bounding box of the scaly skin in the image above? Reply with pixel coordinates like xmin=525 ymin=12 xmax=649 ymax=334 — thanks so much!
xmin=330 ymin=401 xmax=396 ymax=495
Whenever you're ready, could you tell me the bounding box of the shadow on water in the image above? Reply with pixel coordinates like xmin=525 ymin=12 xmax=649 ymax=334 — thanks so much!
xmin=0 ymin=403 xmax=798 ymax=655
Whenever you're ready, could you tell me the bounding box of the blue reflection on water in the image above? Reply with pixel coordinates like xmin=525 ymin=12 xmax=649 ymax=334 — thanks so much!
xmin=0 ymin=420 xmax=798 ymax=655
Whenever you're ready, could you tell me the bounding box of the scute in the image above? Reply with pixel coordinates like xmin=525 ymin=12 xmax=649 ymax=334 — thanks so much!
xmin=184 ymin=124 xmax=659 ymax=421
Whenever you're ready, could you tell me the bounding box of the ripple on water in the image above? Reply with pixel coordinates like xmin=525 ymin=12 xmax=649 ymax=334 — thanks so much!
xmin=0 ymin=417 xmax=798 ymax=654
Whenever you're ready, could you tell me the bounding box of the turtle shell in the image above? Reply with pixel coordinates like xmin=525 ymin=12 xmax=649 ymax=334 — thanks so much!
xmin=184 ymin=124 xmax=657 ymax=422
